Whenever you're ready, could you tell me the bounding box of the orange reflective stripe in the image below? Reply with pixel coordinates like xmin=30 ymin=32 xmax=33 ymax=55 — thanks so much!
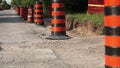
xmin=104 ymin=0 xmax=120 ymax=6
xmin=34 ymin=15 xmax=43 ymax=17
xmin=105 ymin=55 xmax=120 ymax=66
xmin=28 ymin=19 xmax=32 ymax=20
xmin=105 ymin=36 xmax=120 ymax=47
xmin=35 ymin=4 xmax=42 ymax=7
xmin=52 ymin=27 xmax=65 ymax=32
xmin=52 ymin=11 xmax=65 ymax=16
xmin=52 ymin=19 xmax=65 ymax=24
xmin=105 ymin=16 xmax=120 ymax=26
xmin=34 ymin=20 xmax=43 ymax=22
xmin=34 ymin=10 xmax=43 ymax=12
xmin=52 ymin=3 xmax=64 ymax=8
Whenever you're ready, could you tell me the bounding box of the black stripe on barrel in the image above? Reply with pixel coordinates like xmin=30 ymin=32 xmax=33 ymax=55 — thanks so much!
xmin=105 ymin=65 xmax=120 ymax=68
xmin=34 ymin=7 xmax=43 ymax=9
xmin=52 ymin=8 xmax=64 ymax=11
xmin=105 ymin=46 xmax=120 ymax=56
xmin=34 ymin=12 xmax=43 ymax=14
xmin=52 ymin=16 xmax=65 ymax=19
xmin=105 ymin=6 xmax=120 ymax=16
xmin=53 ymin=0 xmax=64 ymax=3
xmin=104 ymin=26 xmax=120 ymax=36
xmin=52 ymin=24 xmax=65 ymax=27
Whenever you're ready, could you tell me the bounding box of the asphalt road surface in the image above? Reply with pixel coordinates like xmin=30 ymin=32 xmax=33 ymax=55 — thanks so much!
xmin=0 ymin=10 xmax=104 ymax=68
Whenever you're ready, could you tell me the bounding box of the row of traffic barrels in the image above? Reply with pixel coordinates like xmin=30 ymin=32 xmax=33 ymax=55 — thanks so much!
xmin=15 ymin=1 xmax=70 ymax=40
xmin=15 ymin=2 xmax=44 ymax=25
xmin=15 ymin=3 xmax=52 ymax=24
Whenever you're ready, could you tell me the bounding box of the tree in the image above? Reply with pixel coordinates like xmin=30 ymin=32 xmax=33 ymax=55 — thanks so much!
xmin=65 ymin=0 xmax=88 ymax=12
xmin=42 ymin=0 xmax=51 ymax=16
xmin=11 ymin=0 xmax=22 ymax=7
xmin=11 ymin=0 xmax=37 ymax=7
xmin=0 ymin=0 xmax=11 ymax=9
xmin=22 ymin=0 xmax=39 ymax=7
xmin=0 ymin=0 xmax=2 ymax=4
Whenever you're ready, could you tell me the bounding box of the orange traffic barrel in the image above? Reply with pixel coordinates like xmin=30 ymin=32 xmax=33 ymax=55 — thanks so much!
xmin=20 ymin=6 xmax=24 ymax=18
xmin=46 ymin=0 xmax=71 ymax=40
xmin=15 ymin=7 xmax=18 ymax=12
xmin=104 ymin=0 xmax=120 ymax=68
xmin=87 ymin=0 xmax=104 ymax=13
xmin=18 ymin=7 xmax=20 ymax=15
xmin=15 ymin=8 xmax=17 ymax=12
xmin=27 ymin=6 xmax=33 ymax=23
xmin=15 ymin=7 xmax=20 ymax=15
xmin=23 ymin=7 xmax=28 ymax=20
xmin=34 ymin=2 xmax=44 ymax=25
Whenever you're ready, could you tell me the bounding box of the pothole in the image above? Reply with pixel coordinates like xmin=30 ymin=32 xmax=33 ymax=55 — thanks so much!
xmin=41 ymin=34 xmax=46 ymax=36
xmin=19 ymin=45 xmax=31 ymax=49
xmin=0 ymin=46 xmax=3 ymax=51
xmin=0 ymin=42 xmax=3 ymax=45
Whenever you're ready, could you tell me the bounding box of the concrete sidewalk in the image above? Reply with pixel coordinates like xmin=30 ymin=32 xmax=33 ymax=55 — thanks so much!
xmin=0 ymin=10 xmax=104 ymax=68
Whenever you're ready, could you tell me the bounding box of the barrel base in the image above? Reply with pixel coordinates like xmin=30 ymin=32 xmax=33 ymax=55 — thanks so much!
xmin=35 ymin=23 xmax=45 ymax=27
xmin=35 ymin=23 xmax=44 ymax=25
xmin=27 ymin=21 xmax=33 ymax=23
xmin=46 ymin=35 xmax=71 ymax=40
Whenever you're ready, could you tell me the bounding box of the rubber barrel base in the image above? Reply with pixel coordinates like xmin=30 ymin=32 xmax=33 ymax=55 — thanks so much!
xmin=27 ymin=21 xmax=33 ymax=23
xmin=46 ymin=35 xmax=71 ymax=40
xmin=35 ymin=23 xmax=46 ymax=27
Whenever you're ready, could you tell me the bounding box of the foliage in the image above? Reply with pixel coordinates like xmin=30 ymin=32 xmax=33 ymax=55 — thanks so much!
xmin=11 ymin=0 xmax=51 ymax=16
xmin=69 ymin=13 xmax=104 ymax=25
xmin=11 ymin=0 xmax=21 ymax=7
xmin=21 ymin=0 xmax=42 ymax=7
xmin=65 ymin=0 xmax=88 ymax=13
xmin=42 ymin=0 xmax=51 ymax=17
xmin=11 ymin=0 xmax=39 ymax=7
xmin=0 ymin=0 xmax=11 ymax=9
xmin=10 ymin=0 xmax=89 ymax=16
xmin=0 ymin=0 xmax=2 ymax=3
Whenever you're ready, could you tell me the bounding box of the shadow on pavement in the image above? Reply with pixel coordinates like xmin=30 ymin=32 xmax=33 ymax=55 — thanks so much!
xmin=0 ymin=14 xmax=24 ymax=23
xmin=0 ymin=16 xmax=25 ymax=23
xmin=0 ymin=42 xmax=2 ymax=45
xmin=0 ymin=14 xmax=18 ymax=16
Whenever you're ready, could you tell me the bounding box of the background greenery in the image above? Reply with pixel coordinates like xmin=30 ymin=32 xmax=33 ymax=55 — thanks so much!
xmin=69 ymin=13 xmax=104 ymax=25
xmin=10 ymin=0 xmax=103 ymax=25
xmin=0 ymin=0 xmax=11 ymax=9
xmin=11 ymin=0 xmax=88 ymax=15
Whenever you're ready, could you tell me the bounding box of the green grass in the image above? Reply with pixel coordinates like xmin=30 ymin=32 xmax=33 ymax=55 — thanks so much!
xmin=68 ymin=13 xmax=104 ymax=25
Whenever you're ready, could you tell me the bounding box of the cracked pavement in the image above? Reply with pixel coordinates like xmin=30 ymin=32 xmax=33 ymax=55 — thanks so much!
xmin=0 ymin=10 xmax=104 ymax=68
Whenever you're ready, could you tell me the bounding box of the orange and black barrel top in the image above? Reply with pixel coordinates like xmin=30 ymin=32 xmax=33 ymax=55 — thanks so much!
xmin=104 ymin=0 xmax=120 ymax=68
xmin=23 ymin=7 xmax=28 ymax=20
xmin=27 ymin=6 xmax=33 ymax=23
xmin=46 ymin=0 xmax=70 ymax=40
xmin=34 ymin=2 xmax=44 ymax=25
